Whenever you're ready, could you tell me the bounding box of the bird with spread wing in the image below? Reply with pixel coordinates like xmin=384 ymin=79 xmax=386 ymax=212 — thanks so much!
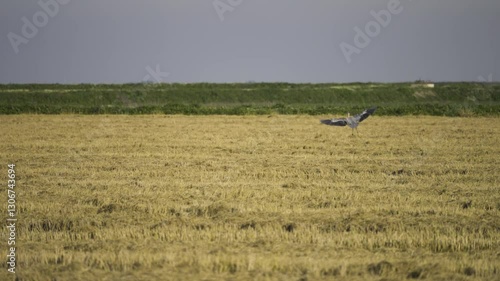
xmin=320 ymin=107 xmax=377 ymax=135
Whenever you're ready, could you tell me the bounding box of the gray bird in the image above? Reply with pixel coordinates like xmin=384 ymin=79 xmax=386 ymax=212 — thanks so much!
xmin=320 ymin=107 xmax=377 ymax=135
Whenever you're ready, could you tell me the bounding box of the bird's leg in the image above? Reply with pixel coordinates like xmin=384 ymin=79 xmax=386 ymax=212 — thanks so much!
xmin=356 ymin=127 xmax=359 ymax=135
xmin=351 ymin=128 xmax=354 ymax=135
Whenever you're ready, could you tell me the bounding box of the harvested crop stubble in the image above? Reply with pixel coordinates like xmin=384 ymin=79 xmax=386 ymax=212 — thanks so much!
xmin=0 ymin=115 xmax=499 ymax=280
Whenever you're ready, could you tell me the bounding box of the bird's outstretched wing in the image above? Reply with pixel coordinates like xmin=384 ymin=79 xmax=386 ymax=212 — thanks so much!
xmin=321 ymin=118 xmax=347 ymax=126
xmin=354 ymin=107 xmax=377 ymax=123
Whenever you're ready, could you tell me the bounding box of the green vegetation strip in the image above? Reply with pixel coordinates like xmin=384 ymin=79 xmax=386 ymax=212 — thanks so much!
xmin=1 ymin=83 xmax=499 ymax=116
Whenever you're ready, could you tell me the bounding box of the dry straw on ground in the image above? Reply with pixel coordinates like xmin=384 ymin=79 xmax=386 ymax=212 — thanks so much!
xmin=1 ymin=115 xmax=499 ymax=280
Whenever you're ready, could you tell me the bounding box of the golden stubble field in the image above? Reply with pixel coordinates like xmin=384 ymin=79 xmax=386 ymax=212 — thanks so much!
xmin=0 ymin=115 xmax=499 ymax=281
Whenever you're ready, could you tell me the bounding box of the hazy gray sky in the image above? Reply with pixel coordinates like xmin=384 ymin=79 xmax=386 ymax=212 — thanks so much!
xmin=1 ymin=0 xmax=498 ymax=83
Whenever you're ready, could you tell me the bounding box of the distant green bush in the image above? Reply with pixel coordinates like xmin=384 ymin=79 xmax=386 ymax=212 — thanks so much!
xmin=0 ymin=83 xmax=499 ymax=116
